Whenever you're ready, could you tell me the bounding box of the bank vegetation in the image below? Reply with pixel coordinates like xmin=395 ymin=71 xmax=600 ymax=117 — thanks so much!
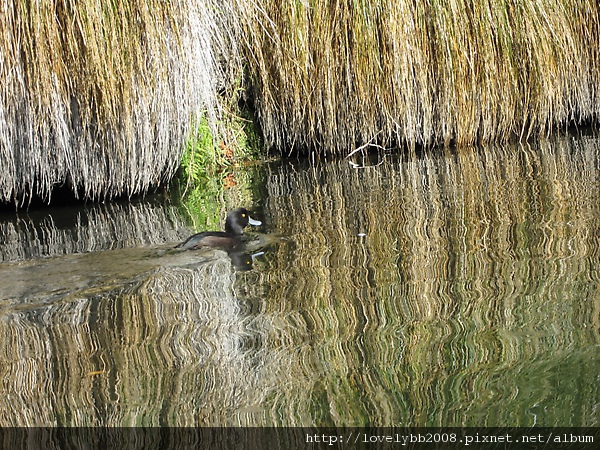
xmin=1 ymin=0 xmax=599 ymax=205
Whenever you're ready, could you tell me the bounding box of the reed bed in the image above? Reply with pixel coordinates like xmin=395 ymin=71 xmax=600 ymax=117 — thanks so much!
xmin=236 ymin=0 xmax=600 ymax=152
xmin=0 ymin=0 xmax=238 ymax=206
xmin=2 ymin=1 xmax=599 ymax=204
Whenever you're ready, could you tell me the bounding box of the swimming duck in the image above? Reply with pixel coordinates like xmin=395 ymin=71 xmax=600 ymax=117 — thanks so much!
xmin=176 ymin=208 xmax=262 ymax=250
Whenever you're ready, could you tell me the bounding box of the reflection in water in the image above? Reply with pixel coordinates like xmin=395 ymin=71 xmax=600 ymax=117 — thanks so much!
xmin=0 ymin=135 xmax=599 ymax=426
xmin=259 ymin=136 xmax=600 ymax=427
xmin=0 ymin=197 xmax=188 ymax=262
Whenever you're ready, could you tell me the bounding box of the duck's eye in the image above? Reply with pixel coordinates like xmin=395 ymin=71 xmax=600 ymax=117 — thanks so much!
xmin=242 ymin=213 xmax=246 ymax=218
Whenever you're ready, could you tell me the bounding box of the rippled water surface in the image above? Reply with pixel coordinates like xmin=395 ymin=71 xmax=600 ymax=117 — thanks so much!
xmin=1 ymin=134 xmax=599 ymax=426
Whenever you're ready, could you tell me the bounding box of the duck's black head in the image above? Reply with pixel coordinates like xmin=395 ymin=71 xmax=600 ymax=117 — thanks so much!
xmin=224 ymin=208 xmax=262 ymax=236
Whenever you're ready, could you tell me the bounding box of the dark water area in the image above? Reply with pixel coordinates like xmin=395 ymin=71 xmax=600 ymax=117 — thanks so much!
xmin=0 ymin=133 xmax=599 ymax=427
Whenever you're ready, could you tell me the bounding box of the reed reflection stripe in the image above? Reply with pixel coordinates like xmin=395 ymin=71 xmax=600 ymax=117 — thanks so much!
xmin=0 ymin=135 xmax=599 ymax=426
xmin=0 ymin=202 xmax=189 ymax=263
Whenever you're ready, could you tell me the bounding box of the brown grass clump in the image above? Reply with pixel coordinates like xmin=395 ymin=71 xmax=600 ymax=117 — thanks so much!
xmin=0 ymin=0 xmax=236 ymax=206
xmin=235 ymin=0 xmax=600 ymax=152
xmin=2 ymin=1 xmax=599 ymax=204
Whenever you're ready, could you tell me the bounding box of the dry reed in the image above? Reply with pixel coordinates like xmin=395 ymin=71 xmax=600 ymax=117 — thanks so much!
xmin=2 ymin=1 xmax=599 ymax=204
xmin=236 ymin=0 xmax=600 ymax=152
xmin=0 ymin=0 xmax=237 ymax=206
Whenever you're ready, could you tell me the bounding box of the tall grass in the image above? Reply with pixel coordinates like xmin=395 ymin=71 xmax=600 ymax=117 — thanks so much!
xmin=236 ymin=0 xmax=600 ymax=152
xmin=0 ymin=0 xmax=238 ymax=206
xmin=2 ymin=1 xmax=599 ymax=204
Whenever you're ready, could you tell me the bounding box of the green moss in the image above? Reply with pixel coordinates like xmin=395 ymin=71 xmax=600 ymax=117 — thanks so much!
xmin=174 ymin=109 xmax=266 ymax=230
xmin=180 ymin=108 xmax=263 ymax=182
xmin=179 ymin=113 xmax=217 ymax=185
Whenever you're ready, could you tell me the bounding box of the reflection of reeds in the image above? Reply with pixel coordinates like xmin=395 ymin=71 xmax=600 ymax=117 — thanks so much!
xmin=0 ymin=200 xmax=188 ymax=262
xmin=0 ymin=135 xmax=598 ymax=426
xmin=238 ymin=0 xmax=600 ymax=151
xmin=260 ymin=134 xmax=600 ymax=425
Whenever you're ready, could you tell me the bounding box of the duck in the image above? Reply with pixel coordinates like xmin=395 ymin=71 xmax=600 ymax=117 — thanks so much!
xmin=176 ymin=208 xmax=262 ymax=250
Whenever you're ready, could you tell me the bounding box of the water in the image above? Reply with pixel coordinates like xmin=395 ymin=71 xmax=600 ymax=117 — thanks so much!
xmin=0 ymin=134 xmax=599 ymax=427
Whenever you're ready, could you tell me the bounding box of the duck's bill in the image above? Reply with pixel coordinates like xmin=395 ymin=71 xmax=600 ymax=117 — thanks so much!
xmin=249 ymin=216 xmax=262 ymax=226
